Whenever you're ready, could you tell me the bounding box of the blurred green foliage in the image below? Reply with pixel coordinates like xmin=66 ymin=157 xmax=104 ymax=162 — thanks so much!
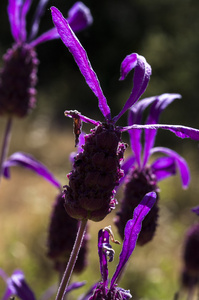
xmin=0 ymin=0 xmax=199 ymax=130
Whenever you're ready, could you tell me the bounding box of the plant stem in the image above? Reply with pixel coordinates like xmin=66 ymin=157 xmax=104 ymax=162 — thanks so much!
xmin=55 ymin=218 xmax=87 ymax=300
xmin=0 ymin=117 xmax=13 ymax=183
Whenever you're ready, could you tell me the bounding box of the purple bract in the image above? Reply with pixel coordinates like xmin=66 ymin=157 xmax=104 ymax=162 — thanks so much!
xmin=51 ymin=6 xmax=199 ymax=222
xmin=0 ymin=1 xmax=93 ymax=117
xmin=89 ymin=192 xmax=157 ymax=299
xmin=115 ymin=94 xmax=190 ymax=245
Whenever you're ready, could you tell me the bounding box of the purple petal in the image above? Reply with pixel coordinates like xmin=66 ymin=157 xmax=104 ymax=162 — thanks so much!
xmin=3 ymin=152 xmax=61 ymax=189
xmin=98 ymin=229 xmax=109 ymax=289
xmin=30 ymin=2 xmax=93 ymax=47
xmin=51 ymin=6 xmax=111 ymax=121
xmin=20 ymin=0 xmax=32 ymax=42
xmin=150 ymin=147 xmax=190 ymax=188
xmin=28 ymin=0 xmax=49 ymax=41
xmin=7 ymin=0 xmax=23 ymax=41
xmin=111 ymin=192 xmax=157 ymax=287
xmin=147 ymin=93 xmax=181 ymax=125
xmin=151 ymin=156 xmax=176 ymax=181
xmin=128 ymin=96 xmax=158 ymax=167
xmin=120 ymin=124 xmax=199 ymax=141
xmin=67 ymin=2 xmax=93 ymax=32
xmin=113 ymin=53 xmax=152 ymax=123
xmin=30 ymin=27 xmax=59 ymax=47
xmin=143 ymin=94 xmax=181 ymax=166
xmin=64 ymin=281 xmax=86 ymax=295
xmin=191 ymin=206 xmax=199 ymax=216
xmin=2 ymin=270 xmax=36 ymax=300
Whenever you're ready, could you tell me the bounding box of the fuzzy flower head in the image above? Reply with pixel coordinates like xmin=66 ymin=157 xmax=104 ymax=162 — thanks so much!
xmin=51 ymin=7 xmax=199 ymax=222
xmin=115 ymin=94 xmax=190 ymax=245
xmin=89 ymin=192 xmax=157 ymax=300
xmin=0 ymin=1 xmax=93 ymax=117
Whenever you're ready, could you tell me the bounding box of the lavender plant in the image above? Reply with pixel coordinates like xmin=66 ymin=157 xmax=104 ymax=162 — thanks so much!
xmin=0 ymin=0 xmax=93 ymax=180
xmin=50 ymin=6 xmax=199 ymax=300
xmin=115 ymin=94 xmax=190 ymax=245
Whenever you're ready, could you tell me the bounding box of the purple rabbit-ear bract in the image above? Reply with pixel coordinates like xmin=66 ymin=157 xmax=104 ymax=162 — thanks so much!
xmin=113 ymin=53 xmax=152 ymax=124
xmin=1 ymin=269 xmax=36 ymax=300
xmin=150 ymin=146 xmax=190 ymax=189
xmin=67 ymin=1 xmax=93 ymax=33
xmin=151 ymin=156 xmax=176 ymax=181
xmin=51 ymin=6 xmax=111 ymax=121
xmin=30 ymin=2 xmax=93 ymax=47
xmin=120 ymin=123 xmax=199 ymax=141
xmin=143 ymin=93 xmax=181 ymax=167
xmin=127 ymin=96 xmax=158 ymax=168
xmin=7 ymin=0 xmax=30 ymax=43
xmin=111 ymin=191 xmax=157 ymax=287
xmin=28 ymin=0 xmax=49 ymax=41
xmin=3 ymin=151 xmax=61 ymax=189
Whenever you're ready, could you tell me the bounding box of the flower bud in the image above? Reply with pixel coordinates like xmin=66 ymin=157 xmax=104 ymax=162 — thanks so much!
xmin=0 ymin=43 xmax=39 ymax=117
xmin=115 ymin=166 xmax=159 ymax=245
xmin=64 ymin=123 xmax=126 ymax=222
xmin=47 ymin=194 xmax=88 ymax=273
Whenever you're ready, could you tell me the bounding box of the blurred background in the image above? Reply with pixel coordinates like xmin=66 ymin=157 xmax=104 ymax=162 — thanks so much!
xmin=0 ymin=0 xmax=199 ymax=299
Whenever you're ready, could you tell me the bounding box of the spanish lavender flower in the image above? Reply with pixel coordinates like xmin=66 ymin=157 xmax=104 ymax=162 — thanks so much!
xmin=115 ymin=94 xmax=190 ymax=245
xmin=47 ymin=193 xmax=89 ymax=274
xmin=51 ymin=7 xmax=199 ymax=222
xmin=89 ymin=192 xmax=157 ymax=300
xmin=0 ymin=0 xmax=93 ymax=118
xmin=0 ymin=268 xmax=85 ymax=300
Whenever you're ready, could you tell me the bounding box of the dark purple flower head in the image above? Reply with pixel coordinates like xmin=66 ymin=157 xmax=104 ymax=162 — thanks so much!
xmin=47 ymin=193 xmax=89 ymax=274
xmin=115 ymin=94 xmax=190 ymax=245
xmin=51 ymin=7 xmax=199 ymax=222
xmin=89 ymin=192 xmax=157 ymax=300
xmin=0 ymin=1 xmax=93 ymax=118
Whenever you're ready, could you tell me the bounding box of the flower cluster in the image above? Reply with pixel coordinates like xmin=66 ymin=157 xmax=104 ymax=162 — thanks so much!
xmin=115 ymin=93 xmax=190 ymax=245
xmin=1 ymin=2 xmax=199 ymax=300
xmin=51 ymin=6 xmax=199 ymax=225
xmin=0 ymin=0 xmax=93 ymax=117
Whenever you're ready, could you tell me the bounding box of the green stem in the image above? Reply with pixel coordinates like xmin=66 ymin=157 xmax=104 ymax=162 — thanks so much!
xmin=55 ymin=219 xmax=87 ymax=300
xmin=0 ymin=117 xmax=13 ymax=183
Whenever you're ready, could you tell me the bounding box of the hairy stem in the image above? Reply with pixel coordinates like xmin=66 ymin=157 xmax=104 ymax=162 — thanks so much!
xmin=55 ymin=219 xmax=87 ymax=300
xmin=0 ymin=117 xmax=13 ymax=183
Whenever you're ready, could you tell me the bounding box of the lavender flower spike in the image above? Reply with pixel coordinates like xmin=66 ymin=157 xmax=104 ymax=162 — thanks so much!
xmin=115 ymin=94 xmax=190 ymax=245
xmin=0 ymin=1 xmax=93 ymax=117
xmin=51 ymin=6 xmax=151 ymax=222
xmin=51 ymin=7 xmax=199 ymax=222
xmin=90 ymin=192 xmax=157 ymax=299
